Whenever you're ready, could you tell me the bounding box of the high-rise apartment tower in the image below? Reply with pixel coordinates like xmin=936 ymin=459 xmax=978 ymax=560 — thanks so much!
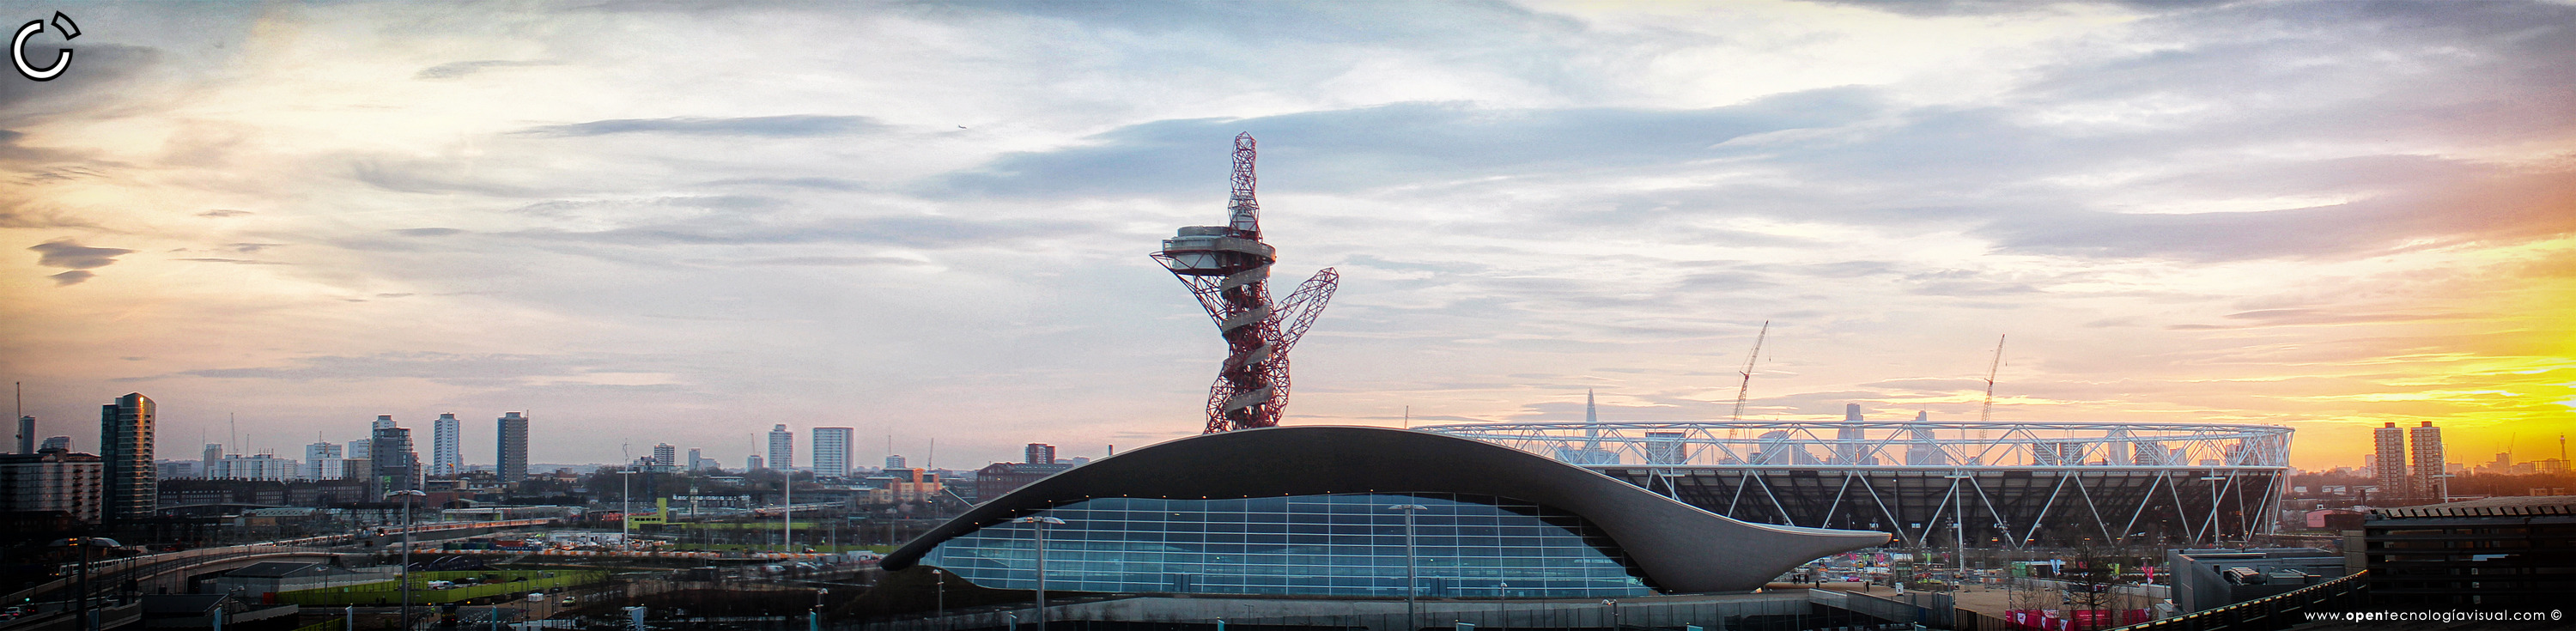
xmin=2373 ymin=422 xmax=2409 ymax=502
xmin=0 ymin=448 xmax=102 ymax=523
xmin=371 ymin=422 xmax=417 ymax=494
xmin=1025 ymin=443 xmax=1056 ymax=465
xmin=304 ymin=440 xmax=346 ymax=481
xmin=202 ymin=443 xmax=224 ymax=476
xmin=495 ymin=412 xmax=527 ymax=482
xmin=812 ymin=428 xmax=853 ymax=477
xmin=767 ymin=424 xmax=794 ymax=470
xmin=431 ymin=413 xmax=462 ymax=476
xmin=2409 ymin=421 xmax=2445 ymax=501
xmin=98 ymin=392 xmax=156 ymax=522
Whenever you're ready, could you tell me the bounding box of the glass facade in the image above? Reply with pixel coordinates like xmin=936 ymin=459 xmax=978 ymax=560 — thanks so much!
xmin=918 ymin=493 xmax=1653 ymax=598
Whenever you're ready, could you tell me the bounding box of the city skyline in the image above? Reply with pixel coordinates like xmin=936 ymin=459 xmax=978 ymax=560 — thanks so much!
xmin=6 ymin=393 xmax=2567 ymax=474
xmin=3 ymin=2 xmax=2570 ymax=470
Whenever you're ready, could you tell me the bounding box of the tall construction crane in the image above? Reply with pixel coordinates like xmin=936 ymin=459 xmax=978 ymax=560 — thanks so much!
xmin=1153 ymin=133 xmax=1340 ymax=433
xmin=1728 ymin=321 xmax=1769 ymax=440
xmin=1979 ymin=335 xmax=2007 ymax=423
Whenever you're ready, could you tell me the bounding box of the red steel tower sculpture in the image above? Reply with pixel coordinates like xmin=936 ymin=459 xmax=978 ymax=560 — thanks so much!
xmin=1153 ymin=133 xmax=1340 ymax=433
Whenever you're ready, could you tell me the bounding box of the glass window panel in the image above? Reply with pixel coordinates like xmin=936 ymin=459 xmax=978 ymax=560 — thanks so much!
xmin=920 ymin=493 xmax=1652 ymax=598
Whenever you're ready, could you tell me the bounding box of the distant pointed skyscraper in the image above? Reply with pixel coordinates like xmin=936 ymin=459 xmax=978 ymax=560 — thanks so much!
xmin=1553 ymin=389 xmax=1620 ymax=465
xmin=1834 ymin=403 xmax=1870 ymax=464
xmin=1905 ymin=410 xmax=1947 ymax=466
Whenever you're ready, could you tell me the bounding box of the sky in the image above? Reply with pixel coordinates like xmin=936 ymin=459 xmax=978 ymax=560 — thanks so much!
xmin=2 ymin=1 xmax=2570 ymax=472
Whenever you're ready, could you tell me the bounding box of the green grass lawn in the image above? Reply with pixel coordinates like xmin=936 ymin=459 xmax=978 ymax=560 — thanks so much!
xmin=271 ymin=569 xmax=607 ymax=606
xmin=665 ymin=543 xmax=884 ymax=553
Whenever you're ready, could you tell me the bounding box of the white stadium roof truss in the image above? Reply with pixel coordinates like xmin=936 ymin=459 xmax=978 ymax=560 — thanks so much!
xmin=1421 ymin=421 xmax=2293 ymax=549
xmin=1421 ymin=420 xmax=2291 ymax=469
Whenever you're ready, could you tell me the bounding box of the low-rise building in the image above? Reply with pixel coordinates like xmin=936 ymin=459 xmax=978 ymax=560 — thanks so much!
xmin=2166 ymin=548 xmax=2348 ymax=613
xmin=208 ymin=561 xmax=398 ymax=604
xmin=141 ymin=594 xmax=299 ymax=629
xmin=287 ymin=479 xmax=373 ymax=507
xmin=969 ymin=462 xmax=1068 ymax=503
xmin=2363 ymin=495 xmax=2576 ymax=608
xmin=207 ymin=453 xmax=300 ymax=482
xmin=870 ymin=468 xmax=946 ymax=504
xmin=156 ymin=478 xmax=289 ymax=508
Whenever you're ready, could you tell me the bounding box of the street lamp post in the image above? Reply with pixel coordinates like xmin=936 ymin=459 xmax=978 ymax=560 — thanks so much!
xmin=811 ymin=587 xmax=829 ymax=631
xmin=1388 ymin=504 xmax=1429 ymax=629
xmin=73 ymin=540 xmax=90 ymax=631
xmin=1012 ymin=516 xmax=1066 ymax=631
xmin=933 ymin=568 xmax=947 ymax=628
xmin=782 ymin=471 xmax=793 ymax=553
xmin=389 ymin=489 xmax=426 ymax=631
xmin=617 ymin=470 xmax=640 ymax=553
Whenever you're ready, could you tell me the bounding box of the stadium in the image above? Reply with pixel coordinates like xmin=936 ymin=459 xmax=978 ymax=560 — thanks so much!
xmin=1418 ymin=416 xmax=2293 ymax=549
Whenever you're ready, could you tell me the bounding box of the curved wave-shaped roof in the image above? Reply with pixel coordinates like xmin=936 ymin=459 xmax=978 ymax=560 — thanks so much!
xmin=884 ymin=426 xmax=1888 ymax=593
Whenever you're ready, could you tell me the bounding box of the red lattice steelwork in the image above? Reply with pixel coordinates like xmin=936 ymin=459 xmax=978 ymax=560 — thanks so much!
xmin=1151 ymin=133 xmax=1339 ymax=433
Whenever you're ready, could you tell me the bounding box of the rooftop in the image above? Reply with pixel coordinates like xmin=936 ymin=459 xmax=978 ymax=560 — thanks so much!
xmin=2370 ymin=494 xmax=2576 ymax=519
xmin=223 ymin=561 xmax=325 ymax=578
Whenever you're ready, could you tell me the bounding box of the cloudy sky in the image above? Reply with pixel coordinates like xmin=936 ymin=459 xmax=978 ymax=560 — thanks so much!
xmin=3 ymin=1 xmax=2569 ymax=471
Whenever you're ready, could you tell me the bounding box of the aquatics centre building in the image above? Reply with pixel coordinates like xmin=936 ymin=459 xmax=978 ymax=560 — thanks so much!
xmin=880 ymin=426 xmax=1892 ymax=598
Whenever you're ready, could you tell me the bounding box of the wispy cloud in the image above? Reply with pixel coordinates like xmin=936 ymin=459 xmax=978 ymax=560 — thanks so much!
xmin=414 ymin=59 xmax=554 ymax=80
xmin=519 ymin=115 xmax=886 ymax=137
xmin=3 ymin=1 xmax=2568 ymax=467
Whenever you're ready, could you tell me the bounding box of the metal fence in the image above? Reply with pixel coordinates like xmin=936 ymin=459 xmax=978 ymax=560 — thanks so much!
xmin=1814 ymin=589 xmax=1951 ymax=628
xmin=858 ymin=591 xmax=1927 ymax=631
xmin=2100 ymin=571 xmax=2366 ymax=631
